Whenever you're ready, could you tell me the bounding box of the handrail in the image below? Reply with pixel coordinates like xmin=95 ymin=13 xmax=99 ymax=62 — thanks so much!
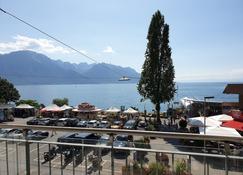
xmin=0 ymin=123 xmax=243 ymax=143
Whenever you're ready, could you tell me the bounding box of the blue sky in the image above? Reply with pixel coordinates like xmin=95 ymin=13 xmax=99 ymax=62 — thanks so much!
xmin=0 ymin=0 xmax=243 ymax=82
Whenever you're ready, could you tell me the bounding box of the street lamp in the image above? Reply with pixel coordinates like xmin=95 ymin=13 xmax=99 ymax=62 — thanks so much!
xmin=203 ymin=96 xmax=214 ymax=175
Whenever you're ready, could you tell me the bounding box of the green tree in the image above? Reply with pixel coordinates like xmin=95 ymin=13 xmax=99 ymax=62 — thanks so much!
xmin=138 ymin=10 xmax=176 ymax=124
xmin=52 ymin=98 xmax=69 ymax=107
xmin=0 ymin=77 xmax=20 ymax=103
xmin=16 ymin=99 xmax=40 ymax=109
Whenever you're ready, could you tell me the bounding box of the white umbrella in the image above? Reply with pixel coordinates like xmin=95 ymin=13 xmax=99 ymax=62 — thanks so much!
xmin=180 ymin=97 xmax=195 ymax=108
xmin=199 ymin=126 xmax=241 ymax=137
xmin=123 ymin=107 xmax=139 ymax=114
xmin=41 ymin=104 xmax=61 ymax=112
xmin=106 ymin=107 xmax=120 ymax=113
xmin=15 ymin=104 xmax=34 ymax=109
xmin=188 ymin=116 xmax=222 ymax=127
xmin=208 ymin=114 xmax=233 ymax=122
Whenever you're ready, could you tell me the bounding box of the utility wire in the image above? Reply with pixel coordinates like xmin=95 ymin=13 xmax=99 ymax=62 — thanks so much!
xmin=0 ymin=7 xmax=140 ymax=79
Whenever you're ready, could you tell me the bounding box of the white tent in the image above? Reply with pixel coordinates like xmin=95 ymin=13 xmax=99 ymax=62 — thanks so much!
xmin=188 ymin=116 xmax=222 ymax=127
xmin=15 ymin=104 xmax=34 ymax=109
xmin=105 ymin=107 xmax=120 ymax=113
xmin=208 ymin=114 xmax=233 ymax=122
xmin=199 ymin=126 xmax=241 ymax=137
xmin=60 ymin=105 xmax=73 ymax=111
xmin=123 ymin=107 xmax=139 ymax=114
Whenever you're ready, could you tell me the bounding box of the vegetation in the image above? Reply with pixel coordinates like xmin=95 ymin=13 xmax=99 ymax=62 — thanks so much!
xmin=175 ymin=159 xmax=191 ymax=175
xmin=16 ymin=99 xmax=40 ymax=109
xmin=137 ymin=10 xmax=176 ymax=125
xmin=52 ymin=98 xmax=69 ymax=107
xmin=0 ymin=77 xmax=20 ymax=103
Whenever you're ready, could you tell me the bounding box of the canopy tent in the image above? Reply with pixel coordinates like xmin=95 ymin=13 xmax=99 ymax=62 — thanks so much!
xmin=208 ymin=114 xmax=233 ymax=122
xmin=123 ymin=107 xmax=139 ymax=114
xmin=15 ymin=104 xmax=34 ymax=109
xmin=40 ymin=104 xmax=62 ymax=112
xmin=72 ymin=107 xmax=102 ymax=113
xmin=105 ymin=107 xmax=120 ymax=113
xmin=188 ymin=116 xmax=222 ymax=127
xmin=60 ymin=105 xmax=73 ymax=111
xmin=199 ymin=126 xmax=241 ymax=137
xmin=221 ymin=120 xmax=243 ymax=132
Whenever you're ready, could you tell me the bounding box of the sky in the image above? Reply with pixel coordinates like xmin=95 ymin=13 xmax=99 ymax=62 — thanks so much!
xmin=0 ymin=0 xmax=243 ymax=82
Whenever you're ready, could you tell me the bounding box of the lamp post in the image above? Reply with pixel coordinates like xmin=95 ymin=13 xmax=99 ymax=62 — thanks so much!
xmin=203 ymin=96 xmax=214 ymax=175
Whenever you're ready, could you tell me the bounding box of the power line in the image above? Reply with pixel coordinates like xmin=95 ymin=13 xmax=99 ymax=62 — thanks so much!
xmin=0 ymin=7 xmax=140 ymax=79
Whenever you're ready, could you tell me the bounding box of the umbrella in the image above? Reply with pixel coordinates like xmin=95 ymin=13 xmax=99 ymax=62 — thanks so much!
xmin=106 ymin=107 xmax=120 ymax=113
xmin=123 ymin=107 xmax=139 ymax=114
xmin=188 ymin=116 xmax=222 ymax=127
xmin=60 ymin=105 xmax=73 ymax=111
xmin=41 ymin=104 xmax=61 ymax=112
xmin=199 ymin=126 xmax=241 ymax=137
xmin=208 ymin=114 xmax=233 ymax=122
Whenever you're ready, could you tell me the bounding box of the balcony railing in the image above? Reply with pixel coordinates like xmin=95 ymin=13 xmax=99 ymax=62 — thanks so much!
xmin=0 ymin=124 xmax=242 ymax=175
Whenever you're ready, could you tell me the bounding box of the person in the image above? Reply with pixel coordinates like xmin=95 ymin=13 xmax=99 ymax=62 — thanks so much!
xmin=51 ymin=129 xmax=57 ymax=137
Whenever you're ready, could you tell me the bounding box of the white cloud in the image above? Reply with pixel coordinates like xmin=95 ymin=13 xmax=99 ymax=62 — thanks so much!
xmin=103 ymin=46 xmax=115 ymax=53
xmin=79 ymin=49 xmax=87 ymax=55
xmin=0 ymin=35 xmax=71 ymax=54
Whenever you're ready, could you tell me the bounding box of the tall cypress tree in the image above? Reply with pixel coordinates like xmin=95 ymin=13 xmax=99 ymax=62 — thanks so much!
xmin=138 ymin=10 xmax=176 ymax=125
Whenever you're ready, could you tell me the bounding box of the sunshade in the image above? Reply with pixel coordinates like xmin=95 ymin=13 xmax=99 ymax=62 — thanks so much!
xmin=123 ymin=107 xmax=139 ymax=114
xmin=41 ymin=104 xmax=61 ymax=112
xmin=105 ymin=107 xmax=120 ymax=113
xmin=188 ymin=116 xmax=222 ymax=127
xmin=199 ymin=126 xmax=241 ymax=137
xmin=221 ymin=120 xmax=243 ymax=132
xmin=15 ymin=104 xmax=34 ymax=109
xmin=208 ymin=114 xmax=233 ymax=122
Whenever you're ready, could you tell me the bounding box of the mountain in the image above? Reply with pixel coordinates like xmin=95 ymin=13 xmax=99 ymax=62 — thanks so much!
xmin=0 ymin=50 xmax=140 ymax=85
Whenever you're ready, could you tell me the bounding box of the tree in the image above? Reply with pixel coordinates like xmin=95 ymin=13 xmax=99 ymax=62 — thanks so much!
xmin=0 ymin=77 xmax=20 ymax=103
xmin=16 ymin=99 xmax=40 ymax=109
xmin=138 ymin=10 xmax=176 ymax=124
xmin=52 ymin=98 xmax=69 ymax=107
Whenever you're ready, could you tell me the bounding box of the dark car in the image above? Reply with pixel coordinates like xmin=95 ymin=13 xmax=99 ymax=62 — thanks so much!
xmin=27 ymin=130 xmax=49 ymax=140
xmin=38 ymin=118 xmax=51 ymax=126
xmin=113 ymin=135 xmax=131 ymax=154
xmin=137 ymin=121 xmax=148 ymax=130
xmin=57 ymin=132 xmax=100 ymax=151
xmin=27 ymin=118 xmax=39 ymax=125
xmin=56 ymin=118 xmax=69 ymax=126
xmin=123 ymin=119 xmax=137 ymax=130
xmin=66 ymin=118 xmax=79 ymax=127
xmin=48 ymin=118 xmax=59 ymax=126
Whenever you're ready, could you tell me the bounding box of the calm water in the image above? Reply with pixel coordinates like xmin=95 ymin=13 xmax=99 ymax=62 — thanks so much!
xmin=16 ymin=82 xmax=238 ymax=112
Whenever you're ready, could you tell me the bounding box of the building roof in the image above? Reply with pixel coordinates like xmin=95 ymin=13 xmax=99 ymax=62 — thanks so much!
xmin=223 ymin=84 xmax=243 ymax=94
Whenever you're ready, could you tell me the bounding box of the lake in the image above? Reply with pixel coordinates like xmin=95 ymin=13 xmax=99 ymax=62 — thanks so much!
xmin=16 ymin=82 xmax=238 ymax=112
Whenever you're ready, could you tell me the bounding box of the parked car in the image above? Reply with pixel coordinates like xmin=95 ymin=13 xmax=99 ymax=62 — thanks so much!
xmin=87 ymin=120 xmax=98 ymax=128
xmin=97 ymin=134 xmax=111 ymax=154
xmin=38 ymin=118 xmax=51 ymax=126
xmin=123 ymin=119 xmax=138 ymax=130
xmin=57 ymin=132 xmax=100 ymax=151
xmin=113 ymin=135 xmax=131 ymax=154
xmin=0 ymin=128 xmax=15 ymax=138
xmin=27 ymin=130 xmax=49 ymax=140
xmin=97 ymin=121 xmax=110 ymax=128
xmin=48 ymin=118 xmax=59 ymax=126
xmin=66 ymin=118 xmax=79 ymax=127
xmin=110 ymin=120 xmax=123 ymax=129
xmin=7 ymin=129 xmax=24 ymax=139
xmin=56 ymin=118 xmax=69 ymax=126
xmin=27 ymin=118 xmax=39 ymax=125
xmin=137 ymin=121 xmax=148 ymax=130
xmin=77 ymin=120 xmax=88 ymax=127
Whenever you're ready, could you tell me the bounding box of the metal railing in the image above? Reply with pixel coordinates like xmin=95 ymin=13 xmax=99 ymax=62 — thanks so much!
xmin=0 ymin=124 xmax=243 ymax=175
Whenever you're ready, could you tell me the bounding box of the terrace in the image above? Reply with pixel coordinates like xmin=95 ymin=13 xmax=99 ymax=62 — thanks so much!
xmin=0 ymin=124 xmax=242 ymax=175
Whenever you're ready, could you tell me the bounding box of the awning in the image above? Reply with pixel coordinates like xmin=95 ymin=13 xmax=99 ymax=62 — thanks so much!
xmin=199 ymin=126 xmax=241 ymax=137
xmin=221 ymin=120 xmax=243 ymax=132
xmin=15 ymin=104 xmax=34 ymax=109
xmin=188 ymin=116 xmax=222 ymax=127
xmin=105 ymin=107 xmax=120 ymax=113
xmin=41 ymin=104 xmax=62 ymax=112
xmin=123 ymin=107 xmax=139 ymax=114
xmin=208 ymin=114 xmax=233 ymax=122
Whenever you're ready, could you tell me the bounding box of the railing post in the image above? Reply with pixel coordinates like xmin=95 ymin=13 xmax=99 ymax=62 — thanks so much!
xmin=187 ymin=155 xmax=191 ymax=174
xmin=224 ymin=143 xmax=230 ymax=175
xmin=172 ymin=153 xmax=175 ymax=175
xmin=6 ymin=141 xmax=9 ymax=175
xmin=72 ymin=147 xmax=75 ymax=175
xmin=16 ymin=142 xmax=19 ymax=175
xmin=37 ymin=143 xmax=40 ymax=175
xmin=60 ymin=144 xmax=63 ymax=175
xmin=24 ymin=129 xmax=31 ymax=175
xmin=111 ymin=134 xmax=114 ymax=175
xmin=98 ymin=145 xmax=101 ymax=175
xmin=48 ymin=144 xmax=52 ymax=175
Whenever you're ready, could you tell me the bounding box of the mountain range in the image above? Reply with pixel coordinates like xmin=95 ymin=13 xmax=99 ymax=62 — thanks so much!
xmin=0 ymin=50 xmax=140 ymax=85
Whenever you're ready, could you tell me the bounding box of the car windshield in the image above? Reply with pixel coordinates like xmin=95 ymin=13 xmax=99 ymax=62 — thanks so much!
xmin=116 ymin=135 xmax=128 ymax=141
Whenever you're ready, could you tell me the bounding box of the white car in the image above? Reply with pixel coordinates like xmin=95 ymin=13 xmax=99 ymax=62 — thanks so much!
xmin=87 ymin=120 xmax=98 ymax=128
xmin=0 ymin=129 xmax=15 ymax=138
xmin=7 ymin=129 xmax=24 ymax=139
